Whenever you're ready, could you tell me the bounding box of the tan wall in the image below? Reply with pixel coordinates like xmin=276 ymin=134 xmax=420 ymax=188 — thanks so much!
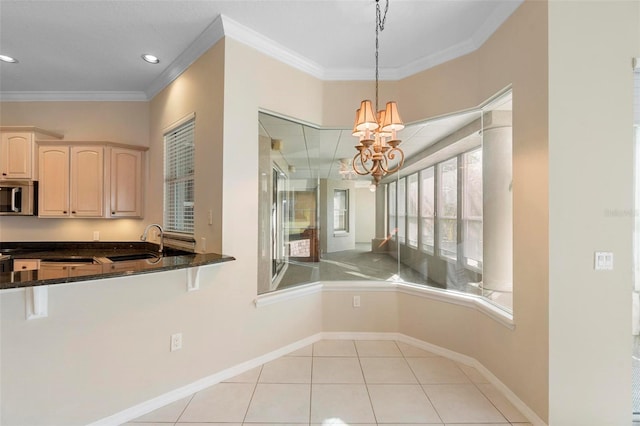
xmin=395 ymin=1 xmax=550 ymax=420
xmin=548 ymin=1 xmax=639 ymax=423
xmin=0 ymin=101 xmax=149 ymax=241
xmin=148 ymin=41 xmax=225 ymax=253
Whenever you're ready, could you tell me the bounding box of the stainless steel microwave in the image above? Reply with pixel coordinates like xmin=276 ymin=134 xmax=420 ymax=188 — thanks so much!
xmin=0 ymin=181 xmax=37 ymax=216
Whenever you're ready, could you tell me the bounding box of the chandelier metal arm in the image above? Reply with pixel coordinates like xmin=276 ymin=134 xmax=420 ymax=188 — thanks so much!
xmin=377 ymin=147 xmax=405 ymax=174
xmin=353 ymin=150 xmax=375 ymax=175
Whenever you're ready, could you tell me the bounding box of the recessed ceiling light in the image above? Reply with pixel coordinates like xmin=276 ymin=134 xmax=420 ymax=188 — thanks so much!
xmin=0 ymin=55 xmax=18 ymax=63
xmin=141 ymin=54 xmax=160 ymax=64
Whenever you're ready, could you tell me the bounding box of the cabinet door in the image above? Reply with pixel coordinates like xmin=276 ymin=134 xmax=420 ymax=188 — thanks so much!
xmin=68 ymin=264 xmax=103 ymax=277
xmin=13 ymin=259 xmax=40 ymax=272
xmin=38 ymin=264 xmax=69 ymax=280
xmin=71 ymin=146 xmax=103 ymax=217
xmin=110 ymin=148 xmax=142 ymax=217
xmin=39 ymin=146 xmax=70 ymax=217
xmin=0 ymin=132 xmax=33 ymax=180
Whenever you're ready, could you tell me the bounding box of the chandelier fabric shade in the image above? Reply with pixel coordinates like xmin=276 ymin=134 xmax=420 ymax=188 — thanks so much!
xmin=352 ymin=0 xmax=405 ymax=186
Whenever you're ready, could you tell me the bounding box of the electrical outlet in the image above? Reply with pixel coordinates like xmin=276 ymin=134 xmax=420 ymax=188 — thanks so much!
xmin=594 ymin=251 xmax=614 ymax=270
xmin=93 ymin=231 xmax=100 ymax=241
xmin=170 ymin=333 xmax=182 ymax=352
xmin=353 ymin=295 xmax=361 ymax=308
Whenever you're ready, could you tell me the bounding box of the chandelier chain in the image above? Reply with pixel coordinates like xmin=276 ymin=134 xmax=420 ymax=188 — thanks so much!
xmin=375 ymin=0 xmax=389 ymax=112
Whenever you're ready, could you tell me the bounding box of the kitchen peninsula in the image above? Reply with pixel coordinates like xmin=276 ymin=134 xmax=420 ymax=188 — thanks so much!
xmin=0 ymin=241 xmax=235 ymax=290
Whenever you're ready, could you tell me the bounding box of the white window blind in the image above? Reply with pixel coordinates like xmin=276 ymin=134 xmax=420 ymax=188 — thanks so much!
xmin=164 ymin=118 xmax=195 ymax=235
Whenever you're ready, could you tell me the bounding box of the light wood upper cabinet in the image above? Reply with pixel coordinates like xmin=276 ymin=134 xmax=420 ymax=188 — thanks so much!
xmin=38 ymin=142 xmax=146 ymax=219
xmin=39 ymin=145 xmax=104 ymax=217
xmin=71 ymin=146 xmax=104 ymax=217
xmin=0 ymin=133 xmax=33 ymax=180
xmin=0 ymin=127 xmax=63 ymax=180
xmin=38 ymin=146 xmax=70 ymax=216
xmin=109 ymin=147 xmax=143 ymax=218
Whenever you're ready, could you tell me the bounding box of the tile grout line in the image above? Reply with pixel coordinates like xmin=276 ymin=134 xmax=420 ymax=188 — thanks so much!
xmin=172 ymin=393 xmax=195 ymax=424
xmin=354 ymin=339 xmax=380 ymax=425
xmin=309 ymin=347 xmax=314 ymax=426
xmin=466 ymin=372 xmax=512 ymax=424
xmin=240 ymin=364 xmax=264 ymax=424
xmin=398 ymin=340 xmax=445 ymax=425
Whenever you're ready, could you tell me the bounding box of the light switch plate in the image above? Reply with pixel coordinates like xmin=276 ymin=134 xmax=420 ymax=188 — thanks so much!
xmin=594 ymin=251 xmax=613 ymax=270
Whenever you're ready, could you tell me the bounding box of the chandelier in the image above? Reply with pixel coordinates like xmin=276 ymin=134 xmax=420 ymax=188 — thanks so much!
xmin=352 ymin=0 xmax=404 ymax=186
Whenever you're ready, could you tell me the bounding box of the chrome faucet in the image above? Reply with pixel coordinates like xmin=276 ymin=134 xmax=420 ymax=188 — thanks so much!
xmin=140 ymin=224 xmax=164 ymax=253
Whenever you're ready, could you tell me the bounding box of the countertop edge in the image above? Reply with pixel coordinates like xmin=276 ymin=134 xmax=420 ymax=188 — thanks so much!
xmin=0 ymin=254 xmax=235 ymax=290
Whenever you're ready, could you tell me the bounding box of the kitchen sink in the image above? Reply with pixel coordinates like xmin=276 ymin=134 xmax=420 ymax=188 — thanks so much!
xmin=106 ymin=253 xmax=159 ymax=262
xmin=42 ymin=257 xmax=96 ymax=263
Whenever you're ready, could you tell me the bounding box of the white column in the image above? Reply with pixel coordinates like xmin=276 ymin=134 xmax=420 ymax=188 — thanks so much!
xmin=482 ymin=111 xmax=513 ymax=291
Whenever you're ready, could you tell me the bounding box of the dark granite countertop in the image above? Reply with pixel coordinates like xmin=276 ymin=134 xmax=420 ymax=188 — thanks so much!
xmin=0 ymin=242 xmax=235 ymax=290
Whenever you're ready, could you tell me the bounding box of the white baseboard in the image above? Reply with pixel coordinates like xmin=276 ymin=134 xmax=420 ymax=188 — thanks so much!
xmin=90 ymin=331 xmax=546 ymax=426
xmin=88 ymin=333 xmax=323 ymax=426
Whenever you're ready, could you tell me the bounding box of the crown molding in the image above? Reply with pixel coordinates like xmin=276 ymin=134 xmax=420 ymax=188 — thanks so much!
xmin=0 ymin=91 xmax=148 ymax=102
xmin=144 ymin=14 xmax=226 ymax=100
xmin=393 ymin=1 xmax=522 ymax=80
xmin=0 ymin=2 xmax=523 ymax=102
xmin=221 ymin=15 xmax=325 ymax=80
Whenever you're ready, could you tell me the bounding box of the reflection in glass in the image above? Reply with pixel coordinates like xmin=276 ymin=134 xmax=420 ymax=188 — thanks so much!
xmin=397 ymin=178 xmax=406 ymax=244
xmin=463 ymin=148 xmax=483 ymax=272
xmin=438 ymin=157 xmax=458 ymax=261
xmin=333 ymin=189 xmax=348 ymax=231
xmin=407 ymin=173 xmax=419 ymax=248
xmin=257 ymin=90 xmax=512 ymax=313
xmin=388 ymin=181 xmax=396 ymax=240
xmin=420 ymin=167 xmax=435 ymax=253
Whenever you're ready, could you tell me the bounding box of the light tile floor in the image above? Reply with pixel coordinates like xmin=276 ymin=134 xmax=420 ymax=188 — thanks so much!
xmin=124 ymin=340 xmax=532 ymax=426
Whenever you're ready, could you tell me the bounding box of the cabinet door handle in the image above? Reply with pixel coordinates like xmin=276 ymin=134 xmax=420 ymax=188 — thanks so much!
xmin=21 ymin=265 xmax=27 ymax=269
xmin=71 ymin=211 xmax=76 ymax=214
xmin=63 ymin=211 xmax=67 ymax=214
xmin=1 ymin=172 xmax=6 ymax=176
xmin=111 ymin=211 xmax=115 ymax=215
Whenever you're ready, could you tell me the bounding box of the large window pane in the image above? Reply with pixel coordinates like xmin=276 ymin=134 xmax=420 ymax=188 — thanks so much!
xmin=438 ymin=157 xmax=457 ymax=260
xmin=334 ymin=189 xmax=348 ymax=231
xmin=420 ymin=167 xmax=435 ymax=253
xmin=164 ymin=117 xmax=195 ymax=235
xmin=388 ymin=181 xmax=396 ymax=239
xmin=463 ymin=148 xmax=483 ymax=270
xmin=397 ymin=178 xmax=406 ymax=244
xmin=407 ymin=173 xmax=419 ymax=248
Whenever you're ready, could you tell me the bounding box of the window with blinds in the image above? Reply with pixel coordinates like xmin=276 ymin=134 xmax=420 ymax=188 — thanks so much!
xmin=164 ymin=117 xmax=195 ymax=235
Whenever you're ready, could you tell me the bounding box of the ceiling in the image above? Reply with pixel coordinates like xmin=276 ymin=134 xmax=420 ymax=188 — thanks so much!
xmin=1 ymin=0 xmax=517 ymax=183
xmin=259 ymin=93 xmax=512 ymax=184
xmin=0 ymin=0 xmax=522 ymax=100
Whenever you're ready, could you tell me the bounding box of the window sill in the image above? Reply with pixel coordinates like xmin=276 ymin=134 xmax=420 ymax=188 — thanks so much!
xmin=333 ymin=232 xmax=350 ymax=237
xmin=255 ymin=280 xmax=514 ymax=330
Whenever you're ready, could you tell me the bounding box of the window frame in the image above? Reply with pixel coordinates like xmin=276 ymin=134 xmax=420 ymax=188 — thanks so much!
xmin=333 ymin=188 xmax=349 ymax=233
xmin=163 ymin=114 xmax=196 ymax=236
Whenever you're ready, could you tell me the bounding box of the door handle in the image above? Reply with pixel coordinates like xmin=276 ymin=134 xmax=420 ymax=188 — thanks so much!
xmin=10 ymin=188 xmax=19 ymax=212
